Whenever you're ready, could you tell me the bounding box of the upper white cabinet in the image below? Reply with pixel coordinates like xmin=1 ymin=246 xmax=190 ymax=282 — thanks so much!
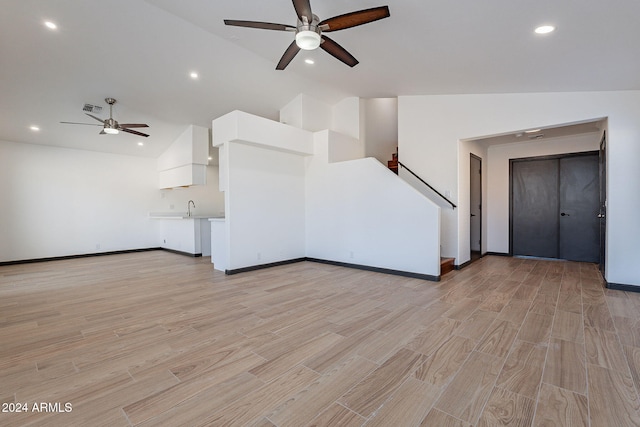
xmin=158 ymin=125 xmax=209 ymax=189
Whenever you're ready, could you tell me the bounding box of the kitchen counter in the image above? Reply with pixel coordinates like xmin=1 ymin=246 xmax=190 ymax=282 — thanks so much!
xmin=149 ymin=212 xmax=224 ymax=220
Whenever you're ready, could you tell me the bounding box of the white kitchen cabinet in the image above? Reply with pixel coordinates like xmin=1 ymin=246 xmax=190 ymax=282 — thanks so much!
xmin=152 ymin=216 xmax=213 ymax=256
xmin=157 ymin=125 xmax=209 ymax=189
xmin=158 ymin=165 xmax=207 ymax=190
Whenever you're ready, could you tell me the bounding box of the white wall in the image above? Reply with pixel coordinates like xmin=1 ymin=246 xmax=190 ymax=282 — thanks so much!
xmin=306 ymin=131 xmax=441 ymax=277
xmin=215 ymin=109 xmax=441 ymax=277
xmin=399 ymin=91 xmax=640 ymax=287
xmin=214 ymin=111 xmax=312 ymax=271
xmin=226 ymin=142 xmax=306 ymax=270
xmin=319 ymin=129 xmax=364 ymax=163
xmin=363 ymin=98 xmax=398 ymax=164
xmin=215 ymin=110 xmax=314 ymax=159
xmin=332 ymin=97 xmax=362 ymax=140
xmin=279 ymin=94 xmax=332 ymax=132
xmin=280 ymin=95 xmax=399 ymax=165
xmin=0 ymin=140 xmax=158 ymax=262
xmin=486 ymin=133 xmax=601 ymax=254
xmin=281 ymin=94 xmax=363 ymax=140
xmin=279 ymin=95 xmax=303 ymax=128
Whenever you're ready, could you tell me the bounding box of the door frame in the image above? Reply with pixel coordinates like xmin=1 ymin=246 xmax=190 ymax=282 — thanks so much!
xmin=509 ymin=150 xmax=600 ymax=258
xmin=599 ymin=131 xmax=607 ymax=274
xmin=469 ymin=154 xmax=482 ymax=261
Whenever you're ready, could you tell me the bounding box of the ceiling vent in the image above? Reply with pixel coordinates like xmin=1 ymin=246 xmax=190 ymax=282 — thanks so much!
xmin=528 ymin=134 xmax=544 ymax=139
xmin=82 ymin=103 xmax=102 ymax=114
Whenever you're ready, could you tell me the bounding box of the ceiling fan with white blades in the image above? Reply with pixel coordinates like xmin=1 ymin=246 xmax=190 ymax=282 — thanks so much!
xmin=61 ymin=98 xmax=150 ymax=137
xmin=224 ymin=0 xmax=390 ymax=70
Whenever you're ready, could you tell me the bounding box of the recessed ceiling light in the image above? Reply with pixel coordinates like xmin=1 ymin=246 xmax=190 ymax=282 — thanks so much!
xmin=30 ymin=125 xmax=40 ymax=131
xmin=304 ymin=59 xmax=315 ymax=65
xmin=208 ymin=156 xmax=212 ymax=160
xmin=525 ymin=128 xmax=542 ymax=133
xmin=137 ymin=142 xmax=144 ymax=146
xmin=190 ymin=72 xmax=199 ymax=79
xmin=44 ymin=21 xmax=57 ymax=30
xmin=535 ymin=25 xmax=555 ymax=34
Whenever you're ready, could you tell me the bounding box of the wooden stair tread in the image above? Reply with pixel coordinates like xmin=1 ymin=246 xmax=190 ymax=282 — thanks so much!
xmin=440 ymin=257 xmax=455 ymax=276
xmin=387 ymin=148 xmax=399 ymax=174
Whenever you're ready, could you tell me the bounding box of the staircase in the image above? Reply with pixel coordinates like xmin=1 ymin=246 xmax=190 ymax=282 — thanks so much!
xmin=387 ymin=149 xmax=398 ymax=174
xmin=440 ymin=257 xmax=455 ymax=276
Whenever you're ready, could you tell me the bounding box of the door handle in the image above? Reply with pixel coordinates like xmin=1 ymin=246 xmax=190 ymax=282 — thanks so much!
xmin=560 ymin=212 xmax=570 ymax=216
xmin=597 ymin=213 xmax=605 ymax=218
xmin=470 ymin=214 xmax=476 ymax=217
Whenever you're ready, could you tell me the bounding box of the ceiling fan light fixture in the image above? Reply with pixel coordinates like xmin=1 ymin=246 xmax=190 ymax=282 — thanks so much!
xmin=62 ymin=97 xmax=150 ymax=137
xmin=296 ymin=30 xmax=321 ymax=50
xmin=534 ymin=25 xmax=555 ymax=34
xmin=224 ymin=4 xmax=390 ymax=69
xmin=103 ymin=127 xmax=119 ymax=135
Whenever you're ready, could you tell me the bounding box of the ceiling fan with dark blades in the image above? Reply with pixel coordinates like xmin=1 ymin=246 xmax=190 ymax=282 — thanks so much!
xmin=224 ymin=0 xmax=390 ymax=70
xmin=61 ymin=98 xmax=150 ymax=137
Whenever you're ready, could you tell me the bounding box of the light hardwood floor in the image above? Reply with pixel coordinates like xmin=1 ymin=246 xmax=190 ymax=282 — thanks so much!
xmin=1 ymin=251 xmax=640 ymax=426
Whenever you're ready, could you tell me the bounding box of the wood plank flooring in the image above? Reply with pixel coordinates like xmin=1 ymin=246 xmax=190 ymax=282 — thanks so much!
xmin=1 ymin=251 xmax=640 ymax=426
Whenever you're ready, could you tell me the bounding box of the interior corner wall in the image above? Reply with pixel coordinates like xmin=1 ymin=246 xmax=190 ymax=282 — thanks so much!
xmin=319 ymin=129 xmax=364 ymax=163
xmin=226 ymin=142 xmax=306 ymax=270
xmin=398 ymin=91 xmax=640 ymax=287
xmin=331 ymin=97 xmax=361 ymax=140
xmin=156 ymin=124 xmax=208 ymax=171
xmin=279 ymin=94 xmax=332 ymax=132
xmin=0 ymin=140 xmax=158 ymax=263
xmin=486 ymin=133 xmax=601 ymax=255
xmin=279 ymin=95 xmax=303 ymax=129
xmin=363 ymin=98 xmax=398 ymax=164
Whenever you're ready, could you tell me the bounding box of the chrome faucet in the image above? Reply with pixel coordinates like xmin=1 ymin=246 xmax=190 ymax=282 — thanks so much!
xmin=187 ymin=200 xmax=195 ymax=217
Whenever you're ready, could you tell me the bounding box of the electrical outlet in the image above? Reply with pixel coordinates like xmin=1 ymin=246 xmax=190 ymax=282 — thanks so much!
xmin=349 ymin=251 xmax=354 ymax=259
xmin=169 ymin=204 xmax=174 ymax=210
xmin=96 ymin=243 xmax=100 ymax=250
xmin=257 ymin=252 xmax=262 ymax=260
xmin=163 ymin=239 xmax=166 ymax=244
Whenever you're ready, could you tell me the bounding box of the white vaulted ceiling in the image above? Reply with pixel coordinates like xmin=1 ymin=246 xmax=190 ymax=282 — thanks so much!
xmin=1 ymin=0 xmax=639 ymax=157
